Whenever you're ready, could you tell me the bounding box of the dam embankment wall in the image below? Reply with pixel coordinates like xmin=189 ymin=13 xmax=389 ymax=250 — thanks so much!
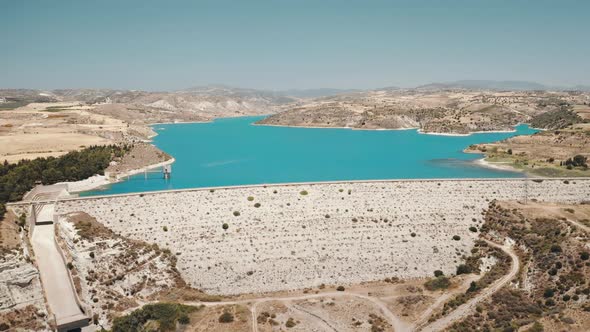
xmin=54 ymin=178 xmax=590 ymax=295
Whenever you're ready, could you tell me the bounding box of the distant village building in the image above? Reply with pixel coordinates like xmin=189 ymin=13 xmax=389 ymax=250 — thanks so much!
xmin=0 ymin=97 xmax=6 ymax=103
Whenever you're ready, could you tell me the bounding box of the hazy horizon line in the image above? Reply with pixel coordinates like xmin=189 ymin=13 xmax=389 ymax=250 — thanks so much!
xmin=2 ymin=79 xmax=590 ymax=93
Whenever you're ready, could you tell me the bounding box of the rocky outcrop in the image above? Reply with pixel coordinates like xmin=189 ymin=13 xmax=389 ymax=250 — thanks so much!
xmin=0 ymin=252 xmax=49 ymax=331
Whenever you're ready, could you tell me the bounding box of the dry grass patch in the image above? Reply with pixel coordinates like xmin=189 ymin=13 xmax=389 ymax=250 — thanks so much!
xmin=185 ymin=304 xmax=250 ymax=332
xmin=69 ymin=212 xmax=114 ymax=240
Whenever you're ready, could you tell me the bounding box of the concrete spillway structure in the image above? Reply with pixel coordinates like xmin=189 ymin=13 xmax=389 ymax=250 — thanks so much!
xmin=31 ymin=223 xmax=89 ymax=331
xmin=19 ymin=189 xmax=90 ymax=332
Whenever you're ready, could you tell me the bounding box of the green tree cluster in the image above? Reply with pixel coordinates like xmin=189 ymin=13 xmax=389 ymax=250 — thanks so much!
xmin=111 ymin=303 xmax=198 ymax=332
xmin=529 ymin=107 xmax=582 ymax=130
xmin=424 ymin=276 xmax=451 ymax=290
xmin=0 ymin=145 xmax=130 ymax=221
xmin=564 ymin=155 xmax=588 ymax=169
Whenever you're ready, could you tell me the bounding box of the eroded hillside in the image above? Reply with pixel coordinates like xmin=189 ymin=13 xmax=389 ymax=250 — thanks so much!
xmin=447 ymin=200 xmax=590 ymax=332
xmin=258 ymin=89 xmax=590 ymax=134
xmin=0 ymin=211 xmax=50 ymax=331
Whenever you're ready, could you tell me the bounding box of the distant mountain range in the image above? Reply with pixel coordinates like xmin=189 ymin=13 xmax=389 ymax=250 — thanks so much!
xmin=2 ymin=81 xmax=589 ymax=105
xmin=415 ymin=80 xmax=590 ymax=92
xmin=275 ymin=88 xmax=363 ymax=98
xmin=175 ymin=81 xmax=590 ymax=96
xmin=571 ymin=84 xmax=590 ymax=91
xmin=181 ymin=81 xmax=590 ymax=94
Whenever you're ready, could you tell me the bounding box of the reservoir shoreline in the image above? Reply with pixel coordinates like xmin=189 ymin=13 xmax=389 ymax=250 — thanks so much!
xmin=75 ymin=116 xmax=540 ymax=196
xmin=254 ymin=120 xmax=529 ymax=136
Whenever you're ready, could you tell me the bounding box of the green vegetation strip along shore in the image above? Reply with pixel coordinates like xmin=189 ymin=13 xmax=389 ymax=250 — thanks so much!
xmin=0 ymin=145 xmax=131 ymax=221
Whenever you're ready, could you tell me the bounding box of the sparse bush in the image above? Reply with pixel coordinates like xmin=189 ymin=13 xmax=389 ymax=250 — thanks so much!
xmin=526 ymin=322 xmax=544 ymax=332
xmin=452 ymin=235 xmax=461 ymax=241
xmin=233 ymin=211 xmax=240 ymax=217
xmin=162 ymin=226 xmax=168 ymax=232
xmin=254 ymin=203 xmax=261 ymax=208
xmin=219 ymin=311 xmax=234 ymax=323
xmin=424 ymin=276 xmax=451 ymax=291
xmin=434 ymin=270 xmax=444 ymax=277
xmin=286 ymin=317 xmax=297 ymax=328
xmin=469 ymin=226 xmax=477 ymax=232
xmin=543 ymin=288 xmax=554 ymax=298
xmin=300 ymin=190 xmax=308 ymax=195
xmin=565 ymin=155 xmax=588 ymax=168
xmin=456 ymin=264 xmax=471 ymax=275
xmin=89 ymin=252 xmax=95 ymax=259
xmin=178 ymin=314 xmax=190 ymax=324
xmin=17 ymin=213 xmax=26 ymax=228
xmin=222 ymin=223 xmax=229 ymax=230
xmin=336 ymin=286 xmax=345 ymax=291
xmin=247 ymin=196 xmax=254 ymax=201
xmin=580 ymin=252 xmax=589 ymax=260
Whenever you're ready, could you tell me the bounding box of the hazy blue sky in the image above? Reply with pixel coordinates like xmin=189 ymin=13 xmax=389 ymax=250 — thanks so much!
xmin=1 ymin=0 xmax=589 ymax=90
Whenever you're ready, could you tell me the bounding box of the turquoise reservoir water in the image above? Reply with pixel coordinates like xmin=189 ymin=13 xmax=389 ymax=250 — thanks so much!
xmin=83 ymin=116 xmax=538 ymax=196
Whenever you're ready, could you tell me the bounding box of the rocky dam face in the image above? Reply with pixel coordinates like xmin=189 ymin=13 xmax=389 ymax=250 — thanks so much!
xmin=55 ymin=179 xmax=590 ymax=295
